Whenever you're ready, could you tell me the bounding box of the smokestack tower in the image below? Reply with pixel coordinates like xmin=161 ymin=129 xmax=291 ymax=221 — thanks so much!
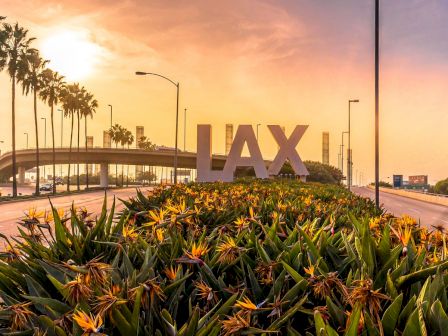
xmin=322 ymin=132 xmax=329 ymax=165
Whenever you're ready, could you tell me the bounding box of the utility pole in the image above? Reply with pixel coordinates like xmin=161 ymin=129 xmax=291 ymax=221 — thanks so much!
xmin=184 ymin=108 xmax=187 ymax=151
xmin=375 ymin=0 xmax=380 ymax=208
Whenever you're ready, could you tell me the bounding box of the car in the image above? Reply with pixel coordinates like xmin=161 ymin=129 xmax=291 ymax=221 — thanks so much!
xmin=39 ymin=183 xmax=53 ymax=191
xmin=55 ymin=178 xmax=64 ymax=185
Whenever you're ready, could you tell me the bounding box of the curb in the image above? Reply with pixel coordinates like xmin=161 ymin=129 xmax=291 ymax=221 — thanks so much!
xmin=0 ymin=186 xmax=141 ymax=205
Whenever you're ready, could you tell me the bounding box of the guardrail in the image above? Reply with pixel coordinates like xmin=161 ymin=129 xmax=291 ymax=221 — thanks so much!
xmin=401 ymin=189 xmax=448 ymax=198
xmin=367 ymin=185 xmax=448 ymax=207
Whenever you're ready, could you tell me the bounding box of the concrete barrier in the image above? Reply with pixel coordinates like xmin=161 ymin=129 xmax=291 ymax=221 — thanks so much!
xmin=368 ymin=185 xmax=448 ymax=207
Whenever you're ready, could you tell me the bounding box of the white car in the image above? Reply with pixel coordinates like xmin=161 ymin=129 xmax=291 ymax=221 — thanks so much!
xmin=39 ymin=183 xmax=53 ymax=191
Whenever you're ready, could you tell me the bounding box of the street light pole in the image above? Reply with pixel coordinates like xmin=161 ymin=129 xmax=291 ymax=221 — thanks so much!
xmin=108 ymin=104 xmax=113 ymax=128
xmin=58 ymin=109 xmax=63 ymax=178
xmin=135 ymin=71 xmax=180 ymax=184
xmin=24 ymin=133 xmax=28 ymax=149
xmin=256 ymin=124 xmax=261 ymax=141
xmin=41 ymin=117 xmax=47 ymax=181
xmin=375 ymin=0 xmax=380 ymax=209
xmin=341 ymin=131 xmax=348 ymax=182
xmin=348 ymin=99 xmax=359 ymax=191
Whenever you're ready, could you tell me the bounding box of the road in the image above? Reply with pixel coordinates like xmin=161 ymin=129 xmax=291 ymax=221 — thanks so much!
xmin=352 ymin=187 xmax=448 ymax=228
xmin=0 ymin=184 xmax=102 ymax=196
xmin=0 ymin=187 xmax=148 ymax=238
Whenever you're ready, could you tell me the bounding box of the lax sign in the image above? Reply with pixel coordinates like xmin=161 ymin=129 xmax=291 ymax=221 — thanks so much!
xmin=197 ymin=124 xmax=309 ymax=182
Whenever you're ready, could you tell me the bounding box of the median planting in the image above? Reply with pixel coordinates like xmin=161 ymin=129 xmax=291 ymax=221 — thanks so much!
xmin=0 ymin=180 xmax=447 ymax=335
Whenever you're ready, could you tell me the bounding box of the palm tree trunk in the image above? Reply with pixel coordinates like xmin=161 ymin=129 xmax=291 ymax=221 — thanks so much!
xmin=85 ymin=117 xmax=89 ymax=189
xmin=76 ymin=111 xmax=80 ymax=191
xmin=67 ymin=112 xmax=74 ymax=192
xmin=121 ymin=145 xmax=124 ymax=187
xmin=51 ymin=103 xmax=56 ymax=194
xmin=11 ymin=75 xmax=17 ymax=197
xmin=33 ymin=89 xmax=40 ymax=196
xmin=115 ymin=143 xmax=118 ymax=187
xmin=127 ymin=144 xmax=129 ymax=187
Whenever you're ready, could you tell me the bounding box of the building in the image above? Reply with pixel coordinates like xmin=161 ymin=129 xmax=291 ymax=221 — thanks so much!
xmin=136 ymin=126 xmax=144 ymax=146
xmin=393 ymin=175 xmax=403 ymax=188
xmin=103 ymin=131 xmax=111 ymax=148
xmin=409 ymin=175 xmax=428 ymax=186
xmin=322 ymin=132 xmax=329 ymax=165
xmin=225 ymin=124 xmax=233 ymax=155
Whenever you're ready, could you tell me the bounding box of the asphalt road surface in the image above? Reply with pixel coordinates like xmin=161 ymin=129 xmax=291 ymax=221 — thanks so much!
xmin=352 ymin=187 xmax=448 ymax=228
xmin=0 ymin=187 xmax=149 ymax=239
xmin=0 ymin=184 xmax=102 ymax=196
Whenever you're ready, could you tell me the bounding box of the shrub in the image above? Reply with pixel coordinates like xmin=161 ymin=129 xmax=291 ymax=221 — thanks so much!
xmin=434 ymin=178 xmax=448 ymax=195
xmin=0 ymin=181 xmax=447 ymax=335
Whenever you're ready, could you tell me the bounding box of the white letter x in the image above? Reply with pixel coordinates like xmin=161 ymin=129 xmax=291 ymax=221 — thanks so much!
xmin=267 ymin=125 xmax=309 ymax=176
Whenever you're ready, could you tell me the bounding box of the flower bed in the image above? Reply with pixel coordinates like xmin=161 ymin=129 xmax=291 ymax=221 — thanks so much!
xmin=0 ymin=180 xmax=447 ymax=335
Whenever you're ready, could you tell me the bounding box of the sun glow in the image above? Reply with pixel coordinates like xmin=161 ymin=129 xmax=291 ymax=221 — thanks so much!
xmin=40 ymin=29 xmax=102 ymax=81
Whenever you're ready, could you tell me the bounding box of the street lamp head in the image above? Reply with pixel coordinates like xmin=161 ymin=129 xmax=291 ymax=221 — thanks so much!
xmin=135 ymin=71 xmax=147 ymax=76
xmin=350 ymin=99 xmax=360 ymax=103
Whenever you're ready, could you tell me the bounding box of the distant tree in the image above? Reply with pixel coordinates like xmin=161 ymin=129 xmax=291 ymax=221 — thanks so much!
xmin=434 ymin=178 xmax=448 ymax=195
xmin=138 ymin=136 xmax=157 ymax=151
xmin=279 ymin=161 xmax=343 ymax=185
xmin=121 ymin=129 xmax=134 ymax=186
xmin=302 ymin=161 xmax=339 ymax=184
xmin=136 ymin=170 xmax=157 ymax=184
xmin=108 ymin=124 xmax=124 ymax=186
xmin=60 ymin=83 xmax=80 ymax=191
xmin=370 ymin=181 xmax=392 ymax=188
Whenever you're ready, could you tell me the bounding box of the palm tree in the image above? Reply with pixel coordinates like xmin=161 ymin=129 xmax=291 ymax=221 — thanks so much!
xmin=138 ymin=136 xmax=157 ymax=151
xmin=39 ymin=69 xmax=65 ymax=194
xmin=60 ymin=83 xmax=79 ymax=191
xmin=1 ymin=22 xmax=35 ymax=197
xmin=81 ymin=90 xmax=98 ymax=189
xmin=108 ymin=124 xmax=123 ymax=187
xmin=0 ymin=16 xmax=7 ymax=81
xmin=75 ymin=86 xmax=87 ymax=191
xmin=120 ymin=129 xmax=134 ymax=187
xmin=17 ymin=49 xmax=48 ymax=196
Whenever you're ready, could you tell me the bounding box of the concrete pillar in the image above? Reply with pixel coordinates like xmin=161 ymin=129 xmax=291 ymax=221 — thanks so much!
xmin=100 ymin=163 xmax=109 ymax=188
xmin=18 ymin=167 xmax=26 ymax=184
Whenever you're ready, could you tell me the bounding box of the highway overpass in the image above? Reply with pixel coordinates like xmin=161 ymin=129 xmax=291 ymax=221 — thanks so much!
xmin=0 ymin=148 xmax=230 ymax=187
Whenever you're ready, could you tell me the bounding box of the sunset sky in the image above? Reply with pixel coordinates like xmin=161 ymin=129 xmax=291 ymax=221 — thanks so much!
xmin=1 ymin=0 xmax=448 ymax=184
